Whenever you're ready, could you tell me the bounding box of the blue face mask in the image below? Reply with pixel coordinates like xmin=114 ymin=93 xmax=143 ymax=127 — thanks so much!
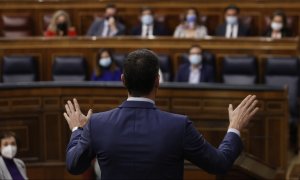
xmin=186 ymin=14 xmax=197 ymax=23
xmin=189 ymin=54 xmax=202 ymax=65
xmin=99 ymin=58 xmax=112 ymax=68
xmin=141 ymin=15 xmax=154 ymax=25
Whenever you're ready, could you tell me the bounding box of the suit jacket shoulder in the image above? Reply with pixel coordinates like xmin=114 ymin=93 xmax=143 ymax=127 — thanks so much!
xmin=175 ymin=63 xmax=190 ymax=82
xmin=86 ymin=19 xmax=105 ymax=36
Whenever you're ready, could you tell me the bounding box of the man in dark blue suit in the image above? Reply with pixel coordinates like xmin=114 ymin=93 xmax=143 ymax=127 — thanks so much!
xmin=131 ymin=7 xmax=169 ymax=37
xmin=64 ymin=49 xmax=259 ymax=179
xmin=175 ymin=45 xmax=215 ymax=83
xmin=215 ymin=4 xmax=250 ymax=38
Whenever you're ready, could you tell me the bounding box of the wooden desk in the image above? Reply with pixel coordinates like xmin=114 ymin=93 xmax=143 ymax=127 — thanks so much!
xmin=0 ymin=82 xmax=288 ymax=179
xmin=0 ymin=36 xmax=298 ymax=82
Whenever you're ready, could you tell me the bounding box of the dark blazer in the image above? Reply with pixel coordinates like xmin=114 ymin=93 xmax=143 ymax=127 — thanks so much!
xmin=215 ymin=22 xmax=250 ymax=37
xmin=86 ymin=19 xmax=126 ymax=36
xmin=175 ymin=63 xmax=215 ymax=83
xmin=66 ymin=100 xmax=243 ymax=179
xmin=131 ymin=22 xmax=169 ymax=36
xmin=263 ymin=27 xmax=292 ymax=37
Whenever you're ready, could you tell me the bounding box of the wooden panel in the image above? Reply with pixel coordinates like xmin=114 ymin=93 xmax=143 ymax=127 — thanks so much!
xmin=44 ymin=113 xmax=62 ymax=161
xmin=0 ymin=83 xmax=288 ymax=179
xmin=0 ymin=115 xmax=41 ymax=162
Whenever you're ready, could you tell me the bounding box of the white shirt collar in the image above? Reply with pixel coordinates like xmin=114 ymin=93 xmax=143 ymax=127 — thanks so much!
xmin=127 ymin=97 xmax=155 ymax=104
xmin=142 ymin=24 xmax=154 ymax=37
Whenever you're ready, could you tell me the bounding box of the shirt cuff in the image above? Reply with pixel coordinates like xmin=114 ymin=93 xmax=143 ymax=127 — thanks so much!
xmin=227 ymin=128 xmax=240 ymax=137
xmin=72 ymin=127 xmax=82 ymax=132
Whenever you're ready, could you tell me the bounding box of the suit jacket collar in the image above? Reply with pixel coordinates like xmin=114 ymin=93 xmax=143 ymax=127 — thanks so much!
xmin=119 ymin=101 xmax=156 ymax=109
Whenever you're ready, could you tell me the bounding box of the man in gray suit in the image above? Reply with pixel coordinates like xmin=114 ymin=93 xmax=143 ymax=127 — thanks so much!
xmin=86 ymin=4 xmax=126 ymax=36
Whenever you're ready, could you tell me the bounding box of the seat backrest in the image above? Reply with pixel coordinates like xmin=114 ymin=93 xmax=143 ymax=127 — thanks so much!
xmin=2 ymin=56 xmax=38 ymax=82
xmin=222 ymin=56 xmax=257 ymax=85
xmin=1 ymin=14 xmax=33 ymax=37
xmin=265 ymin=57 xmax=299 ymax=121
xmin=112 ymin=53 xmax=126 ymax=69
xmin=157 ymin=54 xmax=172 ymax=81
xmin=52 ymin=56 xmax=87 ymax=81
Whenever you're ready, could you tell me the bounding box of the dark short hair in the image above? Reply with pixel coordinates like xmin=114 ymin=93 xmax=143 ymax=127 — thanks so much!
xmin=189 ymin=44 xmax=202 ymax=53
xmin=105 ymin=3 xmax=117 ymax=10
xmin=141 ymin=7 xmax=153 ymax=14
xmin=0 ymin=131 xmax=17 ymax=146
xmin=96 ymin=48 xmax=114 ymax=62
xmin=271 ymin=10 xmax=287 ymax=27
xmin=123 ymin=49 xmax=159 ymax=97
xmin=224 ymin=4 xmax=240 ymax=14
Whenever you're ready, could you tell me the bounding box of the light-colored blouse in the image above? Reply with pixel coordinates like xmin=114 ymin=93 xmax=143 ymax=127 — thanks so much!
xmin=174 ymin=24 xmax=208 ymax=38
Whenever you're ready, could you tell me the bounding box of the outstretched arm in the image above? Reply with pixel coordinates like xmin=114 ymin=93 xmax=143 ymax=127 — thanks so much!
xmin=64 ymin=98 xmax=94 ymax=175
xmin=184 ymin=95 xmax=259 ymax=174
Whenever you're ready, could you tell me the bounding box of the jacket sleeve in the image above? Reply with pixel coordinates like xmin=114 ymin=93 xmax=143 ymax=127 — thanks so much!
xmin=206 ymin=65 xmax=215 ymax=83
xmin=183 ymin=118 xmax=243 ymax=174
xmin=115 ymin=22 xmax=126 ymax=35
xmin=86 ymin=21 xmax=99 ymax=36
xmin=66 ymin=117 xmax=95 ymax=175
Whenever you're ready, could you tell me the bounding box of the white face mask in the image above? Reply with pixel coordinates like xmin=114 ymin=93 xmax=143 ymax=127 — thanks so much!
xmin=1 ymin=145 xmax=17 ymax=159
xmin=99 ymin=58 xmax=112 ymax=68
xmin=226 ymin=16 xmax=238 ymax=25
xmin=189 ymin=54 xmax=202 ymax=65
xmin=141 ymin=15 xmax=154 ymax=25
xmin=271 ymin=22 xmax=283 ymax=31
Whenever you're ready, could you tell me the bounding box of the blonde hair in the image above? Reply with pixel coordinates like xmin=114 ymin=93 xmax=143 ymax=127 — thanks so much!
xmin=47 ymin=10 xmax=71 ymax=33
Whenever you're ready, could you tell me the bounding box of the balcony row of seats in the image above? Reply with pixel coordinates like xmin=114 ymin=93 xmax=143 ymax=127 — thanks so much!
xmin=1 ymin=54 xmax=299 ymax=125
xmin=0 ymin=4 xmax=297 ymax=38
xmin=2 ymin=54 xmax=299 ymax=84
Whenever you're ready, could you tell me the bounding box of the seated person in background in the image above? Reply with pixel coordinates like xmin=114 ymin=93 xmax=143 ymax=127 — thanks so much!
xmin=91 ymin=49 xmax=121 ymax=81
xmin=174 ymin=8 xmax=208 ymax=38
xmin=131 ymin=7 xmax=169 ymax=37
xmin=175 ymin=45 xmax=214 ymax=83
xmin=0 ymin=131 xmax=27 ymax=179
xmin=215 ymin=4 xmax=250 ymax=38
xmin=44 ymin=10 xmax=77 ymax=37
xmin=264 ymin=10 xmax=292 ymax=39
xmin=86 ymin=4 xmax=125 ymax=37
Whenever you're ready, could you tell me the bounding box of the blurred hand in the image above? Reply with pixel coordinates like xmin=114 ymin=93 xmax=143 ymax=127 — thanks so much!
xmin=108 ymin=17 xmax=116 ymax=27
xmin=64 ymin=98 xmax=92 ymax=131
xmin=228 ymin=95 xmax=259 ymax=132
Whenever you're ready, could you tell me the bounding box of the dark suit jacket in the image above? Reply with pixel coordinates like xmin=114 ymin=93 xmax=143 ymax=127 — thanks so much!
xmin=66 ymin=100 xmax=243 ymax=179
xmin=175 ymin=63 xmax=215 ymax=83
xmin=86 ymin=19 xmax=126 ymax=36
xmin=215 ymin=22 xmax=250 ymax=37
xmin=131 ymin=22 xmax=169 ymax=36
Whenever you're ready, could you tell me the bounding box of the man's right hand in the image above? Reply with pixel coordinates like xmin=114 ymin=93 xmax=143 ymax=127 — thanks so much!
xmin=64 ymin=98 xmax=93 ymax=131
xmin=228 ymin=95 xmax=259 ymax=132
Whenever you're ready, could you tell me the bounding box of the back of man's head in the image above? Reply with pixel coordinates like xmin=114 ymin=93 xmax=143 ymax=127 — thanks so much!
xmin=123 ymin=49 xmax=159 ymax=97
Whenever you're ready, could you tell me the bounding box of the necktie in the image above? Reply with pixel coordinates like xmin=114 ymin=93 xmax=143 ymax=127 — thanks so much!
xmin=230 ymin=25 xmax=234 ymax=37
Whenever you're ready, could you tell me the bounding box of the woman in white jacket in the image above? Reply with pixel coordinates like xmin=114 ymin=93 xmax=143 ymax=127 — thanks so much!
xmin=174 ymin=8 xmax=208 ymax=38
